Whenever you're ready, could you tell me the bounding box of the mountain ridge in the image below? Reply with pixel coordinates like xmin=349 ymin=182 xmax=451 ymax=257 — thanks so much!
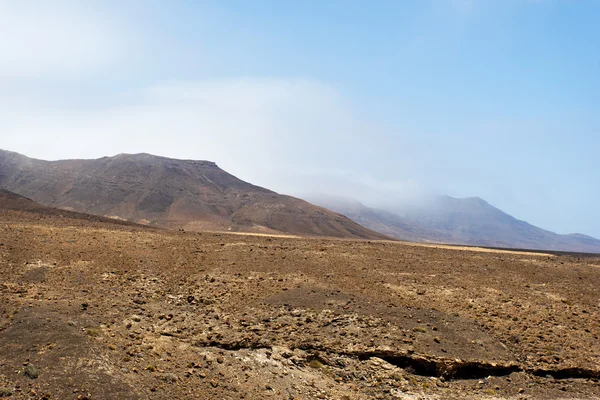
xmin=0 ymin=149 xmax=388 ymax=240
xmin=308 ymin=194 xmax=600 ymax=253
xmin=4 ymin=148 xmax=598 ymax=252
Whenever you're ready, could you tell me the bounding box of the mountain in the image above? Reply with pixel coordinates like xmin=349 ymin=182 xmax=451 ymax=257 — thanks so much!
xmin=0 ymin=187 xmax=141 ymax=228
xmin=0 ymin=149 xmax=388 ymax=240
xmin=396 ymin=195 xmax=600 ymax=252
xmin=305 ymin=194 xmax=454 ymax=243
xmin=309 ymin=194 xmax=600 ymax=253
xmin=0 ymin=188 xmax=32 ymax=209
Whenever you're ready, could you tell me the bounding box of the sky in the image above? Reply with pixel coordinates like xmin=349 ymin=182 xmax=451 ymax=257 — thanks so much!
xmin=1 ymin=0 xmax=599 ymax=237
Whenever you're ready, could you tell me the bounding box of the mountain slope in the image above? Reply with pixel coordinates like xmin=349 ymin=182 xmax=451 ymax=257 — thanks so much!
xmin=309 ymin=194 xmax=600 ymax=253
xmin=306 ymin=195 xmax=454 ymax=243
xmin=395 ymin=195 xmax=600 ymax=252
xmin=0 ymin=149 xmax=388 ymax=239
xmin=0 ymin=188 xmax=143 ymax=228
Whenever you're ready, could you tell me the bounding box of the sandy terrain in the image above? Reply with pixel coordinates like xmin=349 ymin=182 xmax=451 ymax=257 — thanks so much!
xmin=0 ymin=207 xmax=599 ymax=399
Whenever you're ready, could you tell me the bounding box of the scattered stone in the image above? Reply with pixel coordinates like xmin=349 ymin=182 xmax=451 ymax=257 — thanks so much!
xmin=162 ymin=373 xmax=179 ymax=383
xmin=24 ymin=365 xmax=39 ymax=379
xmin=205 ymin=354 xmax=216 ymax=364
xmin=2 ymin=210 xmax=599 ymax=399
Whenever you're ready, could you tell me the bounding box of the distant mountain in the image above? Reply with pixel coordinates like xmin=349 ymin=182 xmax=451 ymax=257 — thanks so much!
xmin=395 ymin=195 xmax=600 ymax=252
xmin=0 ymin=149 xmax=388 ymax=240
xmin=308 ymin=194 xmax=600 ymax=253
xmin=305 ymin=194 xmax=453 ymax=243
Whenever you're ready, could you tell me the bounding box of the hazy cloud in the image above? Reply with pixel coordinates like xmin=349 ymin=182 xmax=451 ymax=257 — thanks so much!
xmin=0 ymin=0 xmax=597 ymax=238
xmin=0 ymin=77 xmax=424 ymax=203
xmin=0 ymin=0 xmax=132 ymax=80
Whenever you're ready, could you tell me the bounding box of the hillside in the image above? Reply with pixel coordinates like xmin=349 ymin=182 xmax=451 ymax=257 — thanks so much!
xmin=309 ymin=194 xmax=600 ymax=253
xmin=0 ymin=188 xmax=145 ymax=229
xmin=397 ymin=195 xmax=600 ymax=253
xmin=305 ymin=195 xmax=454 ymax=243
xmin=0 ymin=149 xmax=387 ymax=239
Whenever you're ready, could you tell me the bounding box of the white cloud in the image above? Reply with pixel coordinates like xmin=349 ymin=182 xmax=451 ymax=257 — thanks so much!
xmin=0 ymin=0 xmax=132 ymax=79
xmin=0 ymin=2 xmax=421 ymax=202
xmin=0 ymin=77 xmax=419 ymax=201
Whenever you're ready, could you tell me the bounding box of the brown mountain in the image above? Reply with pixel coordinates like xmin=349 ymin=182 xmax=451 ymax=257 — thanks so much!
xmin=0 ymin=188 xmax=144 ymax=228
xmin=0 ymin=188 xmax=42 ymax=211
xmin=309 ymin=194 xmax=600 ymax=254
xmin=0 ymin=149 xmax=388 ymax=239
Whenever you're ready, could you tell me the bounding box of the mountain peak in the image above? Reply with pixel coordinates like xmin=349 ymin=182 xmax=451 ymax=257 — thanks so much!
xmin=110 ymin=152 xmax=219 ymax=167
xmin=312 ymin=193 xmax=600 ymax=253
xmin=0 ymin=150 xmax=388 ymax=240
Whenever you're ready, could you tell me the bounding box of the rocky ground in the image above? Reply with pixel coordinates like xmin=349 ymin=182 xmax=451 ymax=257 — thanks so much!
xmin=0 ymin=207 xmax=599 ymax=399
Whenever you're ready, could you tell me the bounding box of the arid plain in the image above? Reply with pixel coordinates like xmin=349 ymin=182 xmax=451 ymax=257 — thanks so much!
xmin=1 ymin=196 xmax=599 ymax=399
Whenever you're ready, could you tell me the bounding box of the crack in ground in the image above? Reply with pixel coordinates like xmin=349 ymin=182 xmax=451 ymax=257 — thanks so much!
xmin=197 ymin=340 xmax=600 ymax=381
xmin=345 ymin=350 xmax=600 ymax=381
xmin=354 ymin=351 xmax=520 ymax=380
xmin=528 ymin=367 xmax=600 ymax=380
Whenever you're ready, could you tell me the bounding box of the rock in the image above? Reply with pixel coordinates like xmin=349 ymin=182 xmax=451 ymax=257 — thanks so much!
xmin=272 ymin=346 xmax=293 ymax=358
xmin=381 ymin=363 xmax=394 ymax=371
xmin=24 ymin=365 xmax=39 ymax=379
xmin=159 ymin=326 xmax=179 ymax=336
xmin=162 ymin=373 xmax=179 ymax=383
xmin=205 ymin=353 xmax=216 ymax=364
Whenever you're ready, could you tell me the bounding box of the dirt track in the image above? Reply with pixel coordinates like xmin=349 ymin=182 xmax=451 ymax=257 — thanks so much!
xmin=1 ymin=209 xmax=599 ymax=399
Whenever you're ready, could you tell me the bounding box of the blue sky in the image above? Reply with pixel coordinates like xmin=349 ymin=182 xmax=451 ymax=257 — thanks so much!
xmin=1 ymin=0 xmax=599 ymax=237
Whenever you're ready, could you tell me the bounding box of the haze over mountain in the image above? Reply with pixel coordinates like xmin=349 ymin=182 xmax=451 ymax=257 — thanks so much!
xmin=3 ymin=147 xmax=599 ymax=252
xmin=308 ymin=194 xmax=600 ymax=254
xmin=0 ymin=149 xmax=387 ymax=240
xmin=2 ymin=1 xmax=599 ymax=242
